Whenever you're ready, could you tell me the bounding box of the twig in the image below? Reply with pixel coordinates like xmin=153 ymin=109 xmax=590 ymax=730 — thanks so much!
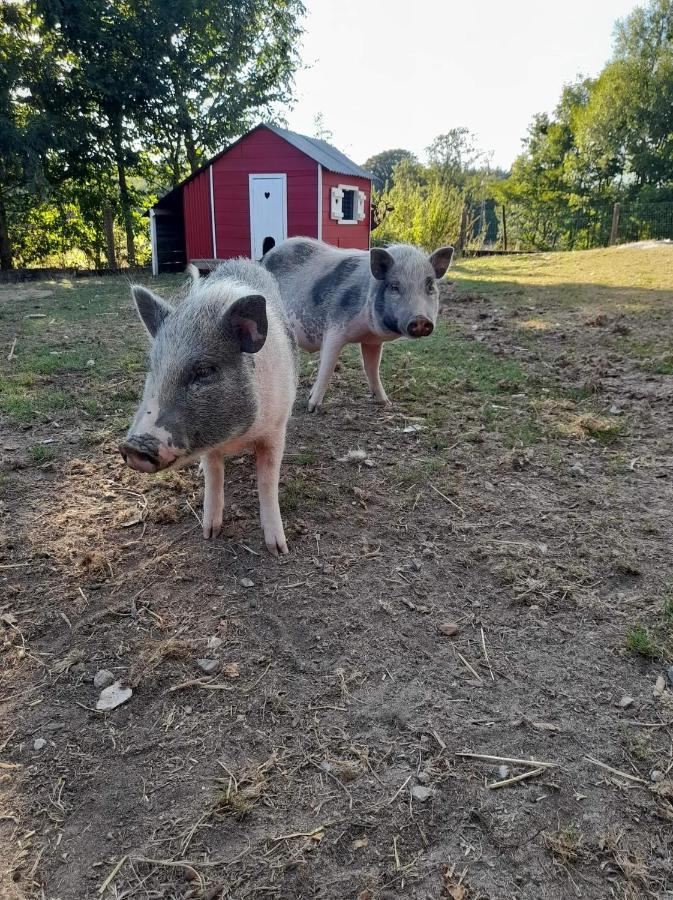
xmin=584 ymin=756 xmax=647 ymax=784
xmin=456 ymin=651 xmax=483 ymax=682
xmin=132 ymin=857 xmax=204 ymax=893
xmin=273 ymin=825 xmax=325 ymax=842
xmin=429 ymin=483 xmax=465 ymax=516
xmin=98 ymin=855 xmax=128 ymax=895
xmin=185 ymin=499 xmax=202 ymax=526
xmin=167 ymin=678 xmax=235 ymax=693
xmin=385 ymin=774 xmax=412 ymax=806
xmin=456 ymin=752 xmax=555 ymax=768
xmin=243 ymin=661 xmax=272 ymax=694
xmin=393 ymin=835 xmax=401 ymax=870
xmin=7 ymin=338 xmax=17 ymax=361
xmin=487 ymin=767 xmax=544 ymax=790
xmin=480 ymin=626 xmax=494 ymax=681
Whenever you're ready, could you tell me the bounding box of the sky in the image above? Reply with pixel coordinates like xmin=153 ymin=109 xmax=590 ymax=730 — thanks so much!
xmin=283 ymin=0 xmax=643 ymax=170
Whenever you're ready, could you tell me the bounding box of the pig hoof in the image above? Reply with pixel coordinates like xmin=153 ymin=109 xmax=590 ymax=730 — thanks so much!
xmin=372 ymin=393 xmax=391 ymax=406
xmin=265 ymin=534 xmax=289 ymax=556
xmin=307 ymin=400 xmax=321 ymax=414
xmin=202 ymin=522 xmax=222 ymax=540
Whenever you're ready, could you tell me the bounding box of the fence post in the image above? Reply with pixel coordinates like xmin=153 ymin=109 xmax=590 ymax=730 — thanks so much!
xmin=458 ymin=202 xmax=469 ymax=255
xmin=609 ymin=202 xmax=621 ymax=246
xmin=501 ymin=205 xmax=508 ymax=252
xmin=103 ymin=206 xmax=117 ymax=269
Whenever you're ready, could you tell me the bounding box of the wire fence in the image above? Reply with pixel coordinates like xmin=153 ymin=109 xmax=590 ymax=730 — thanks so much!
xmin=463 ymin=200 xmax=673 ymax=253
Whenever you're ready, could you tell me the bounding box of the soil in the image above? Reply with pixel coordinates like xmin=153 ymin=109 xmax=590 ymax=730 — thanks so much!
xmin=1 ymin=267 xmax=672 ymax=900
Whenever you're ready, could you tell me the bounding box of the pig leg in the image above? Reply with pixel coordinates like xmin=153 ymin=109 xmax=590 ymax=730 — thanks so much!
xmin=255 ymin=434 xmax=289 ymax=556
xmin=360 ymin=341 xmax=390 ymax=405
xmin=202 ymin=451 xmax=225 ymax=539
xmin=308 ymin=329 xmax=345 ymax=412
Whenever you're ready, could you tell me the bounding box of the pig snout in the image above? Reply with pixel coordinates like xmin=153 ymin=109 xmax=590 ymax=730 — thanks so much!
xmin=119 ymin=436 xmax=176 ymax=474
xmin=406 ymin=316 xmax=434 ymax=338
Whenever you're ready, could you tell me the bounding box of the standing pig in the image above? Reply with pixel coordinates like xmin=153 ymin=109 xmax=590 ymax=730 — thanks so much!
xmin=119 ymin=259 xmax=298 ymax=555
xmin=262 ymin=237 xmax=453 ymax=410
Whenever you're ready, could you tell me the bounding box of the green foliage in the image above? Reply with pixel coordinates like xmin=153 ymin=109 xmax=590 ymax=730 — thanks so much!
xmin=501 ymin=0 xmax=673 ymax=250
xmin=0 ymin=0 xmax=306 ymax=270
xmin=373 ymin=159 xmax=464 ymax=250
xmin=363 ymin=149 xmax=418 ymax=192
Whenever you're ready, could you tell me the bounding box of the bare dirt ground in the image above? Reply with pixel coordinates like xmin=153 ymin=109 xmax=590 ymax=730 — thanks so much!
xmin=1 ymin=248 xmax=673 ymax=900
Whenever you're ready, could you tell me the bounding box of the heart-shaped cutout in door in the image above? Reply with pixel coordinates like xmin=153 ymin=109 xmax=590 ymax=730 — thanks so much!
xmin=264 ymin=191 xmax=270 ymax=199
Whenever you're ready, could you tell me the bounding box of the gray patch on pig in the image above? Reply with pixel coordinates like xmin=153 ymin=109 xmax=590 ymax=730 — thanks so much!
xmin=264 ymin=239 xmax=317 ymax=275
xmin=311 ymin=258 xmax=363 ymax=307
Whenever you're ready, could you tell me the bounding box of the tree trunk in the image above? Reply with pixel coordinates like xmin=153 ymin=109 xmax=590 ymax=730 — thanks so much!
xmin=111 ymin=116 xmax=136 ymax=267
xmin=0 ymin=191 xmax=14 ymax=270
xmin=103 ymin=206 xmax=117 ymax=268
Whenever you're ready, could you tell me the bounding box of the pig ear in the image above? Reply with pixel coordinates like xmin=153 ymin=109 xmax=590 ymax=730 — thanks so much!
xmin=370 ymin=248 xmax=395 ymax=280
xmin=224 ymin=294 xmax=268 ymax=354
xmin=132 ymin=286 xmax=174 ymax=338
xmin=429 ymin=246 xmax=454 ymax=279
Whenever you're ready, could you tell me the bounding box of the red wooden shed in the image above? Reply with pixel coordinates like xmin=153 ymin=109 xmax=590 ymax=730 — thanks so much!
xmin=149 ymin=124 xmax=374 ymax=275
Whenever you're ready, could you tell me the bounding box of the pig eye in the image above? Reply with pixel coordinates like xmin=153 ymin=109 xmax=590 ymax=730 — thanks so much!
xmin=189 ymin=364 xmax=218 ymax=386
xmin=425 ymin=277 xmax=435 ymax=292
xmin=388 ymin=282 xmax=400 ymax=294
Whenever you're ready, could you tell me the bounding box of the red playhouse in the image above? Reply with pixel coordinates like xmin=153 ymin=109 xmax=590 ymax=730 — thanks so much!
xmin=149 ymin=123 xmax=374 ymax=274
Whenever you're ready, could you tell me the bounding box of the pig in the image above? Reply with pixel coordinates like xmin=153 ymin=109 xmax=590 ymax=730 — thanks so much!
xmin=261 ymin=237 xmax=453 ymax=411
xmin=119 ymin=259 xmax=298 ymax=555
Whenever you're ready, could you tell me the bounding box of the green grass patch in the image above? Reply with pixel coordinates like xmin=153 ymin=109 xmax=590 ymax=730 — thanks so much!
xmin=625 ymin=624 xmax=657 ymax=659
xmin=29 ymin=443 xmax=57 ymax=464
xmin=380 ymin=324 xmax=525 ymax=402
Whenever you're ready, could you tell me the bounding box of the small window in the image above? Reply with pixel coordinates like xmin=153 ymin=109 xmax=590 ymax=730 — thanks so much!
xmin=330 ymin=184 xmax=367 ymax=224
xmin=341 ymin=189 xmax=355 ymax=221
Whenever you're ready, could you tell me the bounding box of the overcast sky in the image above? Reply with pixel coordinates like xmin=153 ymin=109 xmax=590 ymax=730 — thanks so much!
xmin=283 ymin=0 xmax=642 ymax=169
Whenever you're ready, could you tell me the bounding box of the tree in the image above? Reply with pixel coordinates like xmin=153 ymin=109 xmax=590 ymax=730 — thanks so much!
xmin=313 ymin=112 xmax=333 ymax=143
xmin=363 ymin=149 xmax=417 ymax=192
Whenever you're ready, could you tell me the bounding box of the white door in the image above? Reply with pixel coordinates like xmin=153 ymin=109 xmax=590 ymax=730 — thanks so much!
xmin=249 ymin=174 xmax=287 ymax=260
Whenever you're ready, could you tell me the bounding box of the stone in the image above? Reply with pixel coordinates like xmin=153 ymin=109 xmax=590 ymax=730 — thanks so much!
xmin=33 ymin=738 xmax=46 ymax=750
xmin=93 ymin=669 xmax=115 ymax=690
xmin=411 ymin=785 xmax=433 ymax=802
xmin=96 ymin=681 xmax=133 ymax=711
xmin=618 ymin=696 xmax=634 ymax=708
xmin=197 ymin=658 xmax=220 ymax=675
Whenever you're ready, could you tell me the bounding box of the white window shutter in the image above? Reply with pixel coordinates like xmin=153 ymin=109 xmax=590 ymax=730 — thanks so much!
xmin=356 ymin=190 xmax=366 ymax=221
xmin=330 ymin=187 xmax=344 ymax=220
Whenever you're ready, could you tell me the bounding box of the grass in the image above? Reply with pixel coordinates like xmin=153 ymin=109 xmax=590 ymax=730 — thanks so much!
xmin=625 ymin=624 xmax=658 ymax=659
xmin=29 ymin=444 xmax=57 ymax=464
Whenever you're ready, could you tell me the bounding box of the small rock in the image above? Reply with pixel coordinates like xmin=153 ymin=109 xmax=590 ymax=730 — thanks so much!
xmin=33 ymin=738 xmax=46 ymax=751
xmin=93 ymin=669 xmax=115 ymax=690
xmin=96 ymin=681 xmax=133 ymax=711
xmin=207 ymin=636 xmax=223 ymax=651
xmin=197 ymin=658 xmax=220 ymax=675
xmin=240 ymin=578 xmax=254 ymax=588
xmin=106 ymin=831 xmax=113 ymax=840
xmin=437 ymin=622 xmax=459 ymax=637
xmin=416 ymin=771 xmax=431 ymax=784
xmin=609 ymin=404 xmax=623 ymax=416
xmin=569 ymin=464 xmax=585 ymax=476
xmin=319 ymin=760 xmax=334 ymax=774
xmin=411 ymin=785 xmax=433 ymax=802
xmin=650 ymin=770 xmax=664 ymax=782
xmin=498 ymin=765 xmax=510 ymax=779
xmin=184 ymin=706 xmax=193 ymax=714
xmin=618 ymin=696 xmax=634 ymax=708
xmin=667 ymin=665 xmax=673 ymax=687
xmin=363 ymin=458 xmax=375 ymax=467
xmin=654 ymin=675 xmax=666 ymax=697
xmin=338 ymin=449 xmax=367 ymax=464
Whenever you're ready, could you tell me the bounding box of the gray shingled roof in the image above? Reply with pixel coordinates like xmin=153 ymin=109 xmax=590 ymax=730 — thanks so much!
xmin=264 ymin=124 xmax=373 ymax=179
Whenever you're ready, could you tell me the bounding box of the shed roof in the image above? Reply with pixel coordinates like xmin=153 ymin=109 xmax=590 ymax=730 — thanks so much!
xmin=154 ymin=124 xmax=372 ymax=209
xmin=262 ymin=124 xmax=373 ymax=179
